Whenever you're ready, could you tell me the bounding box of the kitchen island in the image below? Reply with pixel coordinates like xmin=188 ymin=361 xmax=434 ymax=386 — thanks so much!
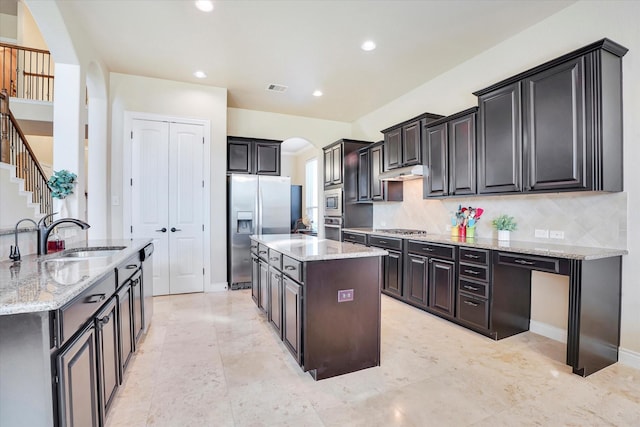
xmin=250 ymin=234 xmax=387 ymax=380
xmin=0 ymin=239 xmax=153 ymax=427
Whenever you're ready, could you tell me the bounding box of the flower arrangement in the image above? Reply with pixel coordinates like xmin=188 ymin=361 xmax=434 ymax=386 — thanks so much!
xmin=47 ymin=169 xmax=77 ymax=199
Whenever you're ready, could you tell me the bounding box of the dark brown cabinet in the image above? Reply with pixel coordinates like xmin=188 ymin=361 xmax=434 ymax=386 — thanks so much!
xmin=357 ymin=149 xmax=370 ymax=201
xmin=227 ymin=136 xmax=281 ymax=176
xmin=282 ymin=275 xmax=302 ymax=364
xmin=251 ymin=254 xmax=259 ymax=305
xmin=428 ymin=259 xmax=456 ymax=317
xmin=324 ymin=143 xmax=343 ymax=187
xmin=476 ymin=39 xmax=627 ymax=195
xmin=368 ymin=235 xmax=403 ymax=298
xmin=457 ymin=247 xmax=491 ymax=331
xmin=258 ymin=259 xmax=269 ymax=313
xmin=357 ymin=142 xmax=403 ymax=202
xmin=268 ymin=268 xmax=283 ymax=337
xmin=405 ymin=254 xmax=428 ymax=309
xmin=382 ymin=113 xmax=442 ymax=172
xmin=424 ymin=108 xmax=477 ymax=198
xmin=117 ymin=282 xmax=134 ymax=376
xmin=96 ymin=297 xmax=119 ymax=418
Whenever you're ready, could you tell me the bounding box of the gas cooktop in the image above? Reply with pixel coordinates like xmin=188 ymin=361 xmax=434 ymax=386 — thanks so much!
xmin=372 ymin=228 xmax=427 ymax=236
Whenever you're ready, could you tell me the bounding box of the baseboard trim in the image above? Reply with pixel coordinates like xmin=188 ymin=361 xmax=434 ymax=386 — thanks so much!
xmin=529 ymin=320 xmax=567 ymax=344
xmin=205 ymin=281 xmax=228 ymax=292
xmin=619 ymin=347 xmax=640 ymax=370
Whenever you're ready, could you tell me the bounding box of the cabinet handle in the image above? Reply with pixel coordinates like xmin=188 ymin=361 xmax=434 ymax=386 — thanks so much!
xmin=155 ymin=227 xmax=167 ymax=233
xmin=514 ymin=259 xmax=535 ymax=266
xmin=86 ymin=293 xmax=106 ymax=304
xmin=132 ymin=278 xmax=139 ymax=287
xmin=463 ymin=285 xmax=479 ymax=291
xmin=284 ymin=265 xmax=296 ymax=271
xmin=98 ymin=316 xmax=111 ymax=327
xmin=379 ymin=240 xmax=387 ymax=244
xmin=463 ymin=269 xmax=479 ymax=275
xmin=464 ymin=254 xmax=480 ymax=259
xmin=463 ymin=300 xmax=479 ymax=307
xmin=269 ymin=257 xmax=280 ymax=261
xmin=259 ymin=250 xmax=267 ymax=255
xmin=126 ymin=264 xmax=138 ymax=269
xmin=422 ymin=247 xmax=434 ymax=252
xmin=171 ymin=227 xmax=182 ymax=232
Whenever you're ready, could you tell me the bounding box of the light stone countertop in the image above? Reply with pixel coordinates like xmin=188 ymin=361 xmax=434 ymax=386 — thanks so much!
xmin=0 ymin=239 xmax=152 ymax=316
xmin=342 ymin=228 xmax=627 ymax=260
xmin=250 ymin=234 xmax=388 ymax=262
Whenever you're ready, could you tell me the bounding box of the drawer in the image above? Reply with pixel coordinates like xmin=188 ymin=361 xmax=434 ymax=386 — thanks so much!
xmin=457 ymin=293 xmax=489 ymax=330
xmin=250 ymin=240 xmax=258 ymax=255
xmin=407 ymin=241 xmax=455 ymax=261
xmin=459 ymin=248 xmax=489 ymax=266
xmin=459 ymin=278 xmax=488 ymax=299
xmin=268 ymin=249 xmax=282 ymax=269
xmin=343 ymin=231 xmax=367 ymax=246
xmin=496 ymin=252 xmax=562 ymax=274
xmin=459 ymin=263 xmax=488 ymax=282
xmin=117 ymin=256 xmax=141 ymax=289
xmin=58 ymin=271 xmax=116 ymax=347
xmin=282 ymin=255 xmax=303 ymax=283
xmin=368 ymin=235 xmax=403 ymax=250
xmin=257 ymin=244 xmax=269 ymax=260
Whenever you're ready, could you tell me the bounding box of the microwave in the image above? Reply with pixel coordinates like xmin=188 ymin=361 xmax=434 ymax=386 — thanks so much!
xmin=324 ymin=189 xmax=342 ymax=217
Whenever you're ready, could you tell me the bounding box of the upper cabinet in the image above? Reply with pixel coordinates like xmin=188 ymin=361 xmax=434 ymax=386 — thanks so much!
xmin=475 ymin=38 xmax=627 ymax=194
xmin=323 ymin=139 xmax=372 ymax=193
xmin=357 ymin=141 xmax=403 ymax=202
xmin=424 ymin=108 xmax=477 ymax=198
xmin=227 ymin=136 xmax=281 ymax=175
xmin=382 ymin=113 xmax=443 ymax=172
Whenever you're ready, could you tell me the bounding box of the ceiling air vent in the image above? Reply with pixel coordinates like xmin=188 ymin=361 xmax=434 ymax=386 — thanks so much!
xmin=266 ymin=83 xmax=288 ymax=93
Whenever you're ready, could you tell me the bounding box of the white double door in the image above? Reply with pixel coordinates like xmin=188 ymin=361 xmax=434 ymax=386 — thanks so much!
xmin=130 ymin=118 xmax=204 ymax=295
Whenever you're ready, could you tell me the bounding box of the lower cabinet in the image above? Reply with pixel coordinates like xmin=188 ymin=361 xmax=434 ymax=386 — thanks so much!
xmin=95 ymin=296 xmax=120 ymax=419
xmin=117 ymin=282 xmax=134 ymax=377
xmin=269 ymin=267 xmax=283 ymax=338
xmin=56 ymin=322 xmax=101 ymax=427
xmin=383 ymin=249 xmax=402 ymax=297
xmin=282 ymin=275 xmax=303 ymax=364
xmin=405 ymin=254 xmax=428 ymax=309
xmin=251 ymin=254 xmax=259 ymax=305
xmin=131 ymin=271 xmax=144 ymax=346
xmin=258 ymin=259 xmax=269 ymax=313
xmin=428 ymin=259 xmax=456 ymax=317
xmin=456 ymin=247 xmax=491 ymax=331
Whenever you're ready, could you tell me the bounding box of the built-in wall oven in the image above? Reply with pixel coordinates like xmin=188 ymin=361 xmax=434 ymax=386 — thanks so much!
xmin=324 ymin=217 xmax=342 ymax=241
xmin=323 ymin=188 xmax=343 ymax=241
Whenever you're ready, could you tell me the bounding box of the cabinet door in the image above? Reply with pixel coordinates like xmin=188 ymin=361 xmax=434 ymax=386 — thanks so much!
xmin=57 ymin=323 xmax=101 ymax=427
xmin=357 ymin=149 xmax=370 ymax=201
xmin=384 ymin=128 xmax=402 ymax=171
xmin=227 ymin=139 xmax=252 ymax=174
xmin=117 ymin=284 xmax=134 ymax=378
xmin=331 ymin=145 xmax=343 ymax=185
xmin=424 ymin=123 xmax=448 ymax=197
xmin=96 ymin=297 xmax=119 ymax=418
xmin=523 ymin=57 xmax=587 ymax=191
xmin=131 ymin=273 xmax=144 ymax=347
xmin=251 ymin=254 xmax=259 ymax=305
xmin=269 ymin=268 xmax=283 ymax=337
xmin=428 ymin=259 xmax=456 ymax=317
xmin=259 ymin=260 xmax=269 ymax=313
xmin=478 ymin=83 xmax=522 ymax=193
xmin=406 ymin=254 xmax=428 ymax=308
xmin=383 ymin=249 xmax=402 ymax=297
xmin=323 ymin=148 xmax=332 ymax=187
xmin=255 ymin=142 xmax=280 ymax=176
xmin=282 ymin=276 xmax=303 ymax=365
xmin=370 ymin=144 xmax=384 ymax=200
xmin=402 ymin=119 xmax=422 ymax=165
xmin=449 ymin=112 xmax=477 ymax=195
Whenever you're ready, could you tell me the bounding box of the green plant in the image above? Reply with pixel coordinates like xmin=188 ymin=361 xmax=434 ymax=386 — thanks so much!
xmin=48 ymin=169 xmax=77 ymax=199
xmin=492 ymin=214 xmax=517 ymax=231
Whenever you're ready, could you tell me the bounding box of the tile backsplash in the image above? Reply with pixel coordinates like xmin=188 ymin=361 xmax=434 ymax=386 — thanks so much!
xmin=373 ymin=180 xmax=627 ymax=249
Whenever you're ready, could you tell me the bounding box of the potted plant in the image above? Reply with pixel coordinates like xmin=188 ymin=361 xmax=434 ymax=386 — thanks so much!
xmin=47 ymin=169 xmax=77 ymax=216
xmin=492 ymin=214 xmax=517 ymax=241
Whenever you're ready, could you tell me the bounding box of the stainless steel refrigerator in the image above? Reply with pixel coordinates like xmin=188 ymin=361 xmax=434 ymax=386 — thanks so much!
xmin=227 ymin=174 xmax=291 ymax=289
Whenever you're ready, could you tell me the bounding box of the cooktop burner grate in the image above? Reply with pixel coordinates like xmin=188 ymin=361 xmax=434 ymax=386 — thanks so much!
xmin=373 ymin=228 xmax=427 ymax=236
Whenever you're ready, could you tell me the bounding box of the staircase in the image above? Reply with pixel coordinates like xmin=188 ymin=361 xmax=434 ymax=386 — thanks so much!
xmin=0 ymin=162 xmax=44 ymax=228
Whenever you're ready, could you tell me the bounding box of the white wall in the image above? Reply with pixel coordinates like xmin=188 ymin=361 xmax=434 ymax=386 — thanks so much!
xmin=109 ymin=73 xmax=227 ymax=288
xmin=354 ymin=0 xmax=640 ymax=360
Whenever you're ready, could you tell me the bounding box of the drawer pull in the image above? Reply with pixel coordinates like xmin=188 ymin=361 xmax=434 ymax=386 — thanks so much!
xmin=284 ymin=265 xmax=296 ymax=271
xmin=379 ymin=240 xmax=387 ymax=244
xmin=86 ymin=293 xmax=106 ymax=304
xmin=463 ymin=300 xmax=479 ymax=307
xmin=463 ymin=269 xmax=479 ymax=275
xmin=514 ymin=259 xmax=535 ymax=266
xmin=422 ymin=247 xmax=434 ymax=252
xmin=259 ymin=250 xmax=267 ymax=255
xmin=463 ymin=285 xmax=479 ymax=291
xmin=126 ymin=264 xmax=138 ymax=269
xmin=464 ymin=254 xmax=480 ymax=259
xmin=269 ymin=257 xmax=280 ymax=262
xmin=132 ymin=278 xmax=139 ymax=287
xmin=98 ymin=316 xmax=111 ymax=327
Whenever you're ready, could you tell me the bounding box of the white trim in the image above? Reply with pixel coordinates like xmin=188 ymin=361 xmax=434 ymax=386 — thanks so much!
xmin=205 ymin=282 xmax=228 ymax=293
xmin=619 ymin=347 xmax=640 ymax=370
xmin=123 ymin=110 xmax=212 ymax=293
xmin=529 ymin=320 xmax=567 ymax=343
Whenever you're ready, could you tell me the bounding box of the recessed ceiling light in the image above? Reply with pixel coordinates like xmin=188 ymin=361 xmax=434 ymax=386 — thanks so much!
xmin=195 ymin=0 xmax=214 ymax=12
xmin=313 ymin=90 xmax=323 ymax=97
xmin=361 ymin=40 xmax=376 ymax=51
xmin=193 ymin=70 xmax=207 ymax=79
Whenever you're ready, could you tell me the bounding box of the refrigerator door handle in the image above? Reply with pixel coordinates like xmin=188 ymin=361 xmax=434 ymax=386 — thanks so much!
xmin=257 ymin=182 xmax=262 ymax=234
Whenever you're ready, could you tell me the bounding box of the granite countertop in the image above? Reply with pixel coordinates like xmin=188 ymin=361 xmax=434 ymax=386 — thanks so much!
xmin=0 ymin=239 xmax=152 ymax=316
xmin=251 ymin=234 xmax=388 ymax=262
xmin=342 ymin=228 xmax=628 ymax=261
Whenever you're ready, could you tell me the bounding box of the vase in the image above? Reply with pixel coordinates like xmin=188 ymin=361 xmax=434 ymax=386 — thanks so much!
xmin=467 ymin=226 xmax=475 ymax=239
xmin=498 ymin=230 xmax=510 ymax=241
xmin=459 ymin=224 xmax=466 ymax=239
xmin=450 ymin=225 xmax=459 ymax=237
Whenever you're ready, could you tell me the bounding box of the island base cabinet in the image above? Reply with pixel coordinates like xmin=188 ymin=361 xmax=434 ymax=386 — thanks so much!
xmin=57 ymin=323 xmax=101 ymax=427
xmin=95 ymin=297 xmax=120 ymax=418
xmin=304 ymin=257 xmax=381 ymax=380
xmin=117 ymin=284 xmax=134 ymax=378
xmin=269 ymin=269 xmax=283 ymax=338
xmin=283 ymin=276 xmax=302 ymax=364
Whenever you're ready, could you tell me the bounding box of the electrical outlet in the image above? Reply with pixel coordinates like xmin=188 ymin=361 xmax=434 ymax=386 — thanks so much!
xmin=550 ymin=230 xmax=565 ymax=239
xmin=535 ymin=229 xmax=549 ymax=238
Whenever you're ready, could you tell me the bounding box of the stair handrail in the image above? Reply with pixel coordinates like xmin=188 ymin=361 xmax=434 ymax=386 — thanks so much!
xmin=1 ymin=41 xmax=54 ymax=102
xmin=0 ymin=89 xmax=53 ymax=215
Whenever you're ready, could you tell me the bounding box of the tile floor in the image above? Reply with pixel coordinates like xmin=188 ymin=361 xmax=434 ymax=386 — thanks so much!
xmin=106 ymin=290 xmax=640 ymax=427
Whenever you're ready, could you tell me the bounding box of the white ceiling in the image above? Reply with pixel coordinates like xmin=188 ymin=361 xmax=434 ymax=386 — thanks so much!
xmin=54 ymin=0 xmax=575 ymax=124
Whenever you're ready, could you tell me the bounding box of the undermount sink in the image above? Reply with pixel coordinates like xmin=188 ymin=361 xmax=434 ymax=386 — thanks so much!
xmin=53 ymin=246 xmax=127 ymax=259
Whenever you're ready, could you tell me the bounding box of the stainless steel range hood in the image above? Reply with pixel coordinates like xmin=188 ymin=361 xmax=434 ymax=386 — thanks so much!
xmin=379 ymin=165 xmax=427 ymax=181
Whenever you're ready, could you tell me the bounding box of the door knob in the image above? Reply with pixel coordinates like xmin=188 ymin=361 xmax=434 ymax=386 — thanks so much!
xmin=155 ymin=227 xmax=167 ymax=233
xmin=171 ymin=227 xmax=182 ymax=232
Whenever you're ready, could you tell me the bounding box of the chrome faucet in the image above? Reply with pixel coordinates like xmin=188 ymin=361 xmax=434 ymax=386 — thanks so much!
xmin=37 ymin=213 xmax=91 ymax=255
xmin=9 ymin=218 xmax=38 ymax=261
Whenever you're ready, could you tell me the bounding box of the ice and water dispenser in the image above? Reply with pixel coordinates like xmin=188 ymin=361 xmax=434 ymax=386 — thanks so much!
xmin=236 ymin=211 xmax=254 ymax=234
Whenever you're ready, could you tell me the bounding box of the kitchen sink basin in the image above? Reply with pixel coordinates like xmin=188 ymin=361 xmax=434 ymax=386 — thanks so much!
xmin=54 ymin=246 xmax=127 ymax=259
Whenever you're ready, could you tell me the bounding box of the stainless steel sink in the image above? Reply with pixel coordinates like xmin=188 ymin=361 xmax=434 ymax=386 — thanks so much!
xmin=55 ymin=246 xmax=127 ymax=259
